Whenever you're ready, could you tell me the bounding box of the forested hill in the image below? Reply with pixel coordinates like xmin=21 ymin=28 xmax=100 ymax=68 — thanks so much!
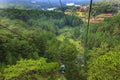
xmin=0 ymin=9 xmax=83 ymax=27
xmin=0 ymin=9 xmax=63 ymax=21
xmin=0 ymin=8 xmax=83 ymax=80
xmin=0 ymin=6 xmax=120 ymax=80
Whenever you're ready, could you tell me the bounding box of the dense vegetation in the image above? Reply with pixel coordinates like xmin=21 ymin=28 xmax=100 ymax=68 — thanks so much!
xmin=85 ymin=14 xmax=120 ymax=80
xmin=0 ymin=1 xmax=120 ymax=80
xmin=0 ymin=9 xmax=83 ymax=80
xmin=91 ymin=2 xmax=118 ymax=16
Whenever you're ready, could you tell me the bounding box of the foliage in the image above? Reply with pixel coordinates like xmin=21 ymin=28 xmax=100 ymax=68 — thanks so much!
xmin=82 ymin=14 xmax=120 ymax=49
xmin=91 ymin=2 xmax=118 ymax=16
xmin=0 ymin=4 xmax=120 ymax=80
xmin=4 ymin=58 xmax=58 ymax=80
xmin=87 ymin=46 xmax=120 ymax=80
xmin=0 ymin=9 xmax=83 ymax=27
xmin=44 ymin=37 xmax=82 ymax=80
xmin=0 ymin=8 xmax=84 ymax=80
xmin=80 ymin=12 xmax=120 ymax=80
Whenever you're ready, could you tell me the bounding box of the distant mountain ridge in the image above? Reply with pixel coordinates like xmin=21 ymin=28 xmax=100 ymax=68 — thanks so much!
xmin=0 ymin=0 xmax=99 ymax=9
xmin=1 ymin=0 xmax=98 ymax=3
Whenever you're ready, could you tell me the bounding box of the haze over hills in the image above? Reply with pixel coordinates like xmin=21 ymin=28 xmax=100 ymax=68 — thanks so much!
xmin=0 ymin=0 xmax=99 ymax=9
xmin=1 ymin=0 xmax=98 ymax=2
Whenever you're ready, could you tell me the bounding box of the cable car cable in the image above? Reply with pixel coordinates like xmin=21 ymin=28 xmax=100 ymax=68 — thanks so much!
xmin=48 ymin=0 xmax=53 ymax=8
xmin=59 ymin=0 xmax=68 ymax=25
xmin=84 ymin=0 xmax=93 ymax=66
xmin=86 ymin=0 xmax=93 ymax=45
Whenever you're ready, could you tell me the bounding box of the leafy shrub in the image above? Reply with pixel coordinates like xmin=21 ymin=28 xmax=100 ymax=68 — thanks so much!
xmin=4 ymin=58 xmax=58 ymax=80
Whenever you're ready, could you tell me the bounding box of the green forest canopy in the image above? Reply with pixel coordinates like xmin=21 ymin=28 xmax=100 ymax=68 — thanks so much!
xmin=0 ymin=2 xmax=120 ymax=80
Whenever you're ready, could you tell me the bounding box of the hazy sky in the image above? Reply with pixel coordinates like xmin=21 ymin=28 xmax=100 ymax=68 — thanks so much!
xmin=0 ymin=0 xmax=99 ymax=2
xmin=0 ymin=0 xmax=99 ymax=8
